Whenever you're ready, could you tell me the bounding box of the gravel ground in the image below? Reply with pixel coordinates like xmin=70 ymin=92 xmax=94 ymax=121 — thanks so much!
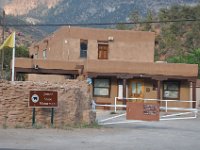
xmin=0 ymin=110 xmax=200 ymax=150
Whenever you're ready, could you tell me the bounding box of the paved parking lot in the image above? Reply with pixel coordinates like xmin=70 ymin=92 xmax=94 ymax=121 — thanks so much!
xmin=0 ymin=110 xmax=200 ymax=150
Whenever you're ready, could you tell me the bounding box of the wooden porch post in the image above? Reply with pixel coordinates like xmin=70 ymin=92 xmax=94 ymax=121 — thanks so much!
xmin=157 ymin=80 xmax=161 ymax=100
xmin=123 ymin=78 xmax=127 ymax=105
xmin=192 ymin=81 xmax=196 ymax=108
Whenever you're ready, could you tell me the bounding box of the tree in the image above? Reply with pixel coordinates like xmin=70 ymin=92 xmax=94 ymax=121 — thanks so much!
xmin=0 ymin=46 xmax=29 ymax=80
xmin=167 ymin=48 xmax=200 ymax=78
xmin=142 ymin=10 xmax=153 ymax=31
xmin=129 ymin=11 xmax=141 ymax=29
xmin=157 ymin=5 xmax=200 ymax=60
xmin=116 ymin=24 xmax=129 ymax=30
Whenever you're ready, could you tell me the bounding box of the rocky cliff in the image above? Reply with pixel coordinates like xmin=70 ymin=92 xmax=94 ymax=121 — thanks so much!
xmin=4 ymin=0 xmax=60 ymax=15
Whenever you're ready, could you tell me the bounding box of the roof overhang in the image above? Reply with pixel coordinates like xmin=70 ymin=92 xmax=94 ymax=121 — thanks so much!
xmin=14 ymin=58 xmax=82 ymax=75
xmin=86 ymin=60 xmax=198 ymax=81
xmin=14 ymin=59 xmax=198 ymax=81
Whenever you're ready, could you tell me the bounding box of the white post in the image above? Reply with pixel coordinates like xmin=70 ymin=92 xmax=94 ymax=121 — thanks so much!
xmin=165 ymin=100 xmax=168 ymax=113
xmin=11 ymin=32 xmax=15 ymax=82
xmin=114 ymin=97 xmax=117 ymax=112
xmin=91 ymin=100 xmax=96 ymax=112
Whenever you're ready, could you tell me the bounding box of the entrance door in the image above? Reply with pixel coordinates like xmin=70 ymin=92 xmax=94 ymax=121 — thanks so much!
xmin=129 ymin=80 xmax=144 ymax=99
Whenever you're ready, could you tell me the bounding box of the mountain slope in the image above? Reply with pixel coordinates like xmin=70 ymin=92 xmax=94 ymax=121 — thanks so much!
xmin=0 ymin=0 xmax=199 ymax=43
xmin=0 ymin=11 xmax=47 ymax=46
xmin=2 ymin=0 xmax=199 ymax=25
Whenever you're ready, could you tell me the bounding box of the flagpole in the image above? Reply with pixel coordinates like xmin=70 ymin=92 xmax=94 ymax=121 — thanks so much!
xmin=11 ymin=32 xmax=15 ymax=82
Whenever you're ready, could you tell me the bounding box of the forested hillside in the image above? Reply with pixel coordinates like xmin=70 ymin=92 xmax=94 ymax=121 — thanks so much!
xmin=139 ymin=5 xmax=200 ymax=77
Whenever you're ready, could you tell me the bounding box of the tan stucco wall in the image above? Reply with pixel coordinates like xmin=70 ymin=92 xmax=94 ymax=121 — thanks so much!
xmin=93 ymin=78 xmax=191 ymax=109
xmin=195 ymin=88 xmax=200 ymax=107
xmin=143 ymin=79 xmax=157 ymax=99
xmin=0 ymin=80 xmax=95 ymax=128
xmin=144 ymin=80 xmax=190 ymax=108
xmin=92 ymin=77 xmax=118 ymax=105
xmin=30 ymin=27 xmax=155 ymax=63
xmin=28 ymin=74 xmax=68 ymax=83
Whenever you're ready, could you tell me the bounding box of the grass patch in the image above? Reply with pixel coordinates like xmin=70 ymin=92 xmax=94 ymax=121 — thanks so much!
xmin=2 ymin=123 xmax=7 ymax=129
xmin=32 ymin=123 xmax=44 ymax=129
xmin=74 ymin=122 xmax=101 ymax=129
xmin=2 ymin=116 xmax=8 ymax=129
xmin=15 ymin=124 xmax=24 ymax=128
xmin=110 ymin=111 xmax=117 ymax=114
xmin=60 ymin=121 xmax=101 ymax=130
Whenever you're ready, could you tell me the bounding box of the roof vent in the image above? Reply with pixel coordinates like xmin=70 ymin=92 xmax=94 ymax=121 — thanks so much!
xmin=108 ymin=36 xmax=114 ymax=41
xmin=155 ymin=61 xmax=167 ymax=63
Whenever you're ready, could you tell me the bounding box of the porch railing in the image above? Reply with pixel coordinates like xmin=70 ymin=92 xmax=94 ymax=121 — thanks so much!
xmin=93 ymin=97 xmax=198 ymax=125
xmin=93 ymin=97 xmax=197 ymax=113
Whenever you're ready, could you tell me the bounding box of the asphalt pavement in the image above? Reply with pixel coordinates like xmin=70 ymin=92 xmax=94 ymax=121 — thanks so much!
xmin=0 ymin=110 xmax=200 ymax=150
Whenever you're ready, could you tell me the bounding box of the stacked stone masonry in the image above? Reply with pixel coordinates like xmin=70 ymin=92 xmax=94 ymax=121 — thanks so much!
xmin=0 ymin=80 xmax=95 ymax=128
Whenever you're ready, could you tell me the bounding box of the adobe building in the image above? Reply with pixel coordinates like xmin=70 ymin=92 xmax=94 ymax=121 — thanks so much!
xmin=15 ymin=26 xmax=198 ymax=108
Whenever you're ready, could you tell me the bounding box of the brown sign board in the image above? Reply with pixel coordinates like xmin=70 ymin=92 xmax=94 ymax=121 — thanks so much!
xmin=29 ymin=91 xmax=58 ymax=108
xmin=126 ymin=102 xmax=160 ymax=121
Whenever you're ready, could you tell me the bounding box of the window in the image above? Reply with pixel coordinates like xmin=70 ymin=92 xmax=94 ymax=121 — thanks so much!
xmin=43 ymin=49 xmax=47 ymax=59
xmin=130 ymin=81 xmax=144 ymax=98
xmin=80 ymin=40 xmax=88 ymax=58
xmin=98 ymin=42 xmax=108 ymax=59
xmin=34 ymin=45 xmax=39 ymax=59
xmin=93 ymin=79 xmax=110 ymax=97
xmin=152 ymin=80 xmax=158 ymax=91
xmin=35 ymin=50 xmax=39 ymax=59
xmin=163 ymin=81 xmax=180 ymax=99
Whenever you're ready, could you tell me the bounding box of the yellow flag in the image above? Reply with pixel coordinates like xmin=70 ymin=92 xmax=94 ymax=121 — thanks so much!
xmin=0 ymin=32 xmax=15 ymax=50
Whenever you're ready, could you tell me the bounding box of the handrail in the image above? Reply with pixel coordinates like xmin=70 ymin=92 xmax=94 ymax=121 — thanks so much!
xmin=114 ymin=97 xmax=197 ymax=113
xmin=93 ymin=97 xmax=197 ymax=113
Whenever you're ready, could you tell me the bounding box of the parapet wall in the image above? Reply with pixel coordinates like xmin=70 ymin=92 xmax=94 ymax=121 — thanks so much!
xmin=0 ymin=80 xmax=95 ymax=128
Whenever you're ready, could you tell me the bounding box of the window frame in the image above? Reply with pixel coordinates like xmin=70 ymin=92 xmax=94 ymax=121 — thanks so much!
xmin=93 ymin=78 xmax=111 ymax=97
xmin=35 ymin=49 xmax=39 ymax=59
xmin=163 ymin=81 xmax=180 ymax=100
xmin=98 ymin=42 xmax=109 ymax=59
xmin=80 ymin=39 xmax=88 ymax=58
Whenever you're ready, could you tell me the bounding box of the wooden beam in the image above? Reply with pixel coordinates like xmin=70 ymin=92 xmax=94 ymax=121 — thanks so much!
xmin=76 ymin=65 xmax=84 ymax=75
xmin=157 ymin=80 xmax=161 ymax=100
xmin=87 ymin=72 xmax=196 ymax=81
xmin=15 ymin=67 xmax=79 ymax=75
xmin=192 ymin=81 xmax=196 ymax=108
xmin=123 ymin=78 xmax=127 ymax=106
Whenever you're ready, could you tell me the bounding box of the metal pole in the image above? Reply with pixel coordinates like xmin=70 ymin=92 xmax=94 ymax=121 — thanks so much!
xmin=32 ymin=108 xmax=36 ymax=126
xmin=11 ymin=32 xmax=15 ymax=81
xmin=1 ymin=10 xmax=5 ymax=79
xmin=51 ymin=108 xmax=54 ymax=126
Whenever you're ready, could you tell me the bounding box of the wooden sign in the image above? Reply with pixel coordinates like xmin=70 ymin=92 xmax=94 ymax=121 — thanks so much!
xmin=29 ymin=91 xmax=58 ymax=108
xmin=126 ymin=102 xmax=160 ymax=121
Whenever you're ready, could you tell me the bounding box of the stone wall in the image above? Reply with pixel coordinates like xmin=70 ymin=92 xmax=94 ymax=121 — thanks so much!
xmin=0 ymin=80 xmax=95 ymax=128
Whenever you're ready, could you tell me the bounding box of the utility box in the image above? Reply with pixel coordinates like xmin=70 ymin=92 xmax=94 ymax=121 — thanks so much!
xmin=126 ymin=102 xmax=160 ymax=121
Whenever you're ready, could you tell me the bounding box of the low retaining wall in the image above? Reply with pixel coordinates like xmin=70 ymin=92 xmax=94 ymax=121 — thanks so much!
xmin=0 ymin=80 xmax=95 ymax=128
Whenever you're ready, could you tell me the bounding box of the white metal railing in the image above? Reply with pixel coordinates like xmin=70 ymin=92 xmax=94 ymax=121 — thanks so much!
xmin=114 ymin=97 xmax=197 ymax=113
xmin=93 ymin=97 xmax=198 ymax=125
xmin=93 ymin=97 xmax=197 ymax=113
